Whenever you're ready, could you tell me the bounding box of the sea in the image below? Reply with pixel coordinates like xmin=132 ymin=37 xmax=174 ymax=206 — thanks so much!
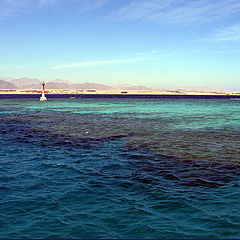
xmin=1 ymin=94 xmax=240 ymax=239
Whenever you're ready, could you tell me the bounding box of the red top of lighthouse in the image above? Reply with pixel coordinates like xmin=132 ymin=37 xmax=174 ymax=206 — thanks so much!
xmin=42 ymin=81 xmax=45 ymax=91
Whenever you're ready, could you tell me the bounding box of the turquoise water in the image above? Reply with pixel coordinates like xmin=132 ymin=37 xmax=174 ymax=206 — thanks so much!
xmin=1 ymin=97 xmax=240 ymax=238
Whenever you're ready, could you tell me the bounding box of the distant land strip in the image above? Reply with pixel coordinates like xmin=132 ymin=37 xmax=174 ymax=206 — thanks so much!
xmin=1 ymin=78 xmax=239 ymax=96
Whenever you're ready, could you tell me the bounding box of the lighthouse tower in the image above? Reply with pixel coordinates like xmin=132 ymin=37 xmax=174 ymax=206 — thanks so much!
xmin=40 ymin=81 xmax=47 ymax=101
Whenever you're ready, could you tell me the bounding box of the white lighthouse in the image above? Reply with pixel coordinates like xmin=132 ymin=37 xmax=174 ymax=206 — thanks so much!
xmin=40 ymin=81 xmax=47 ymax=101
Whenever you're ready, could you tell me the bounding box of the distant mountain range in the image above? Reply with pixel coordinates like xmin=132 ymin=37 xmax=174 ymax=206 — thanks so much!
xmin=0 ymin=78 xmax=153 ymax=90
xmin=10 ymin=78 xmax=41 ymax=89
xmin=0 ymin=79 xmax=17 ymax=89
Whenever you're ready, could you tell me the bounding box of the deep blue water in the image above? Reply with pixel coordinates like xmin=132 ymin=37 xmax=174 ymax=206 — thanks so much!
xmin=1 ymin=93 xmax=240 ymax=99
xmin=1 ymin=96 xmax=240 ymax=239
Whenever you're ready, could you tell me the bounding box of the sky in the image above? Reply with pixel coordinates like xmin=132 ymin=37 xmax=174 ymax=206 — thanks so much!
xmin=0 ymin=0 xmax=240 ymax=90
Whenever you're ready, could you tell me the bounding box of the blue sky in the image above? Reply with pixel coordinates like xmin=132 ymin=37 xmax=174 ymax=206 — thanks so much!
xmin=0 ymin=0 xmax=240 ymax=90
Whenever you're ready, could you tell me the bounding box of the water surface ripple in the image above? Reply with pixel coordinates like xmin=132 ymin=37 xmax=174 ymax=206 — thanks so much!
xmin=1 ymin=98 xmax=240 ymax=239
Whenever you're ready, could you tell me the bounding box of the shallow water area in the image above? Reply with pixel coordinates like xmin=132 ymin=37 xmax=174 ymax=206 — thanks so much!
xmin=1 ymin=97 xmax=240 ymax=238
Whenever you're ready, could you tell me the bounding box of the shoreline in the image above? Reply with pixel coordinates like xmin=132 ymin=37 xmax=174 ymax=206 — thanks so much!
xmin=0 ymin=89 xmax=239 ymax=96
xmin=1 ymin=93 xmax=240 ymax=99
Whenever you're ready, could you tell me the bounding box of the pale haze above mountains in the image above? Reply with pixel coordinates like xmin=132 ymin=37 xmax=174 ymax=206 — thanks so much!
xmin=0 ymin=78 xmax=152 ymax=90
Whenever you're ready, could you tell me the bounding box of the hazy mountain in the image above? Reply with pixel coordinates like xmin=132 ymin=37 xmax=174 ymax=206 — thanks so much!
xmin=45 ymin=79 xmax=71 ymax=89
xmin=0 ymin=79 xmax=17 ymax=89
xmin=51 ymin=79 xmax=72 ymax=85
xmin=71 ymin=82 xmax=113 ymax=90
xmin=46 ymin=82 xmax=72 ymax=89
xmin=47 ymin=81 xmax=150 ymax=90
xmin=115 ymin=84 xmax=152 ymax=90
xmin=3 ymin=77 xmax=152 ymax=90
xmin=114 ymin=84 xmax=133 ymax=89
xmin=11 ymin=78 xmax=41 ymax=89
xmin=122 ymin=85 xmax=152 ymax=90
